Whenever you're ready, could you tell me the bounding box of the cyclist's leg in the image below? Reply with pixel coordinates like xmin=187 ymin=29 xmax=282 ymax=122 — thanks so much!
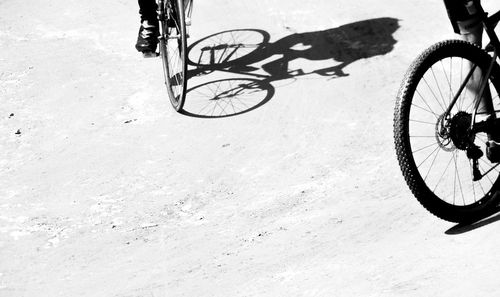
xmin=460 ymin=22 xmax=493 ymax=114
xmin=444 ymin=0 xmax=500 ymax=160
xmin=444 ymin=0 xmax=492 ymax=112
xmin=138 ymin=0 xmax=158 ymax=22
xmin=136 ymin=0 xmax=159 ymax=53
xmin=443 ymin=0 xmax=482 ymax=45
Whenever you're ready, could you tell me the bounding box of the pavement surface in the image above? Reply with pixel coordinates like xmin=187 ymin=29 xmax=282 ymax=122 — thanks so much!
xmin=2 ymin=0 xmax=500 ymax=296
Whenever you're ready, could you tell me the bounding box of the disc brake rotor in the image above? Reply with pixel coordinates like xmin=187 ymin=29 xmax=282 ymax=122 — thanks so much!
xmin=435 ymin=114 xmax=455 ymax=152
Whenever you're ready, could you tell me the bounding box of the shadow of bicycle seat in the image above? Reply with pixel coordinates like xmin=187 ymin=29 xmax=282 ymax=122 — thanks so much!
xmin=182 ymin=17 xmax=399 ymax=118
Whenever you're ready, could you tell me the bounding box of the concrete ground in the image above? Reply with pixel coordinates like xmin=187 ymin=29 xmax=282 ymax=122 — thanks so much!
xmin=2 ymin=0 xmax=500 ymax=296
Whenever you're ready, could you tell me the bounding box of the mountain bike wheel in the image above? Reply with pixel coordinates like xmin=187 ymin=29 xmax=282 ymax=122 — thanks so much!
xmin=394 ymin=40 xmax=500 ymax=223
xmin=159 ymin=0 xmax=187 ymax=111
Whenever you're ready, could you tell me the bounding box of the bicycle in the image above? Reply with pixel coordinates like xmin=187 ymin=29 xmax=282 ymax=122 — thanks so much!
xmin=394 ymin=1 xmax=500 ymax=223
xmin=156 ymin=0 xmax=193 ymax=111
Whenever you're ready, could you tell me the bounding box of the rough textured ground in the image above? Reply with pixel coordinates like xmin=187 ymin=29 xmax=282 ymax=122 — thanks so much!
xmin=2 ymin=0 xmax=500 ymax=296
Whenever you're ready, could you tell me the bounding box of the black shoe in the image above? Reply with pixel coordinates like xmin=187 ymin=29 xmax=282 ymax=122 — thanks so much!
xmin=135 ymin=20 xmax=159 ymax=53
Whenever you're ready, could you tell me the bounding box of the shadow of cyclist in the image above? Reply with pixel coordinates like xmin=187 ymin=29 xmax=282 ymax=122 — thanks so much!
xmin=184 ymin=17 xmax=399 ymax=117
xmin=258 ymin=17 xmax=399 ymax=79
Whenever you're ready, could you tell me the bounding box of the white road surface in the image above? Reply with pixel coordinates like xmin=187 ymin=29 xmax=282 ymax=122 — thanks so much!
xmin=2 ymin=0 xmax=500 ymax=296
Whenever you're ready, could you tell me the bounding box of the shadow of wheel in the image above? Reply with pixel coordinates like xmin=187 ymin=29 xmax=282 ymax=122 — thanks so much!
xmin=181 ymin=78 xmax=274 ymax=118
xmin=188 ymin=29 xmax=270 ymax=68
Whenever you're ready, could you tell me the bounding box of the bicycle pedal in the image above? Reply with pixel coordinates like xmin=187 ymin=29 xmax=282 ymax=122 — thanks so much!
xmin=142 ymin=51 xmax=159 ymax=58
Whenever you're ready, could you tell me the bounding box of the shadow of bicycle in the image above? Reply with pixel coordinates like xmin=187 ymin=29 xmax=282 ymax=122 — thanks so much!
xmin=445 ymin=206 xmax=500 ymax=235
xmin=181 ymin=17 xmax=399 ymax=118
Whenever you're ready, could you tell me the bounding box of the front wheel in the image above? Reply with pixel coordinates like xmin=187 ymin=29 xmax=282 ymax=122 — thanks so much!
xmin=394 ymin=40 xmax=500 ymax=223
xmin=159 ymin=0 xmax=188 ymax=111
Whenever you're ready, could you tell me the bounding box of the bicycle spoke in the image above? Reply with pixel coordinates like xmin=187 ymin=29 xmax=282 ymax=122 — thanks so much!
xmin=412 ymin=142 xmax=440 ymax=154
xmin=422 ymin=146 xmax=441 ymax=180
xmin=458 ymin=58 xmax=467 ymax=111
xmin=436 ymin=60 xmax=451 ymax=109
xmin=450 ymin=57 xmax=453 ymax=105
xmin=411 ymin=99 xmax=440 ymax=118
xmin=469 ymin=158 xmax=478 ymax=202
xmin=409 ymin=118 xmax=437 ymax=125
xmin=423 ymin=67 xmax=446 ymax=111
xmin=410 ymin=135 xmax=437 ymax=138
xmin=432 ymin=153 xmax=455 ymax=192
xmin=452 ymin=151 xmax=467 ymax=205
